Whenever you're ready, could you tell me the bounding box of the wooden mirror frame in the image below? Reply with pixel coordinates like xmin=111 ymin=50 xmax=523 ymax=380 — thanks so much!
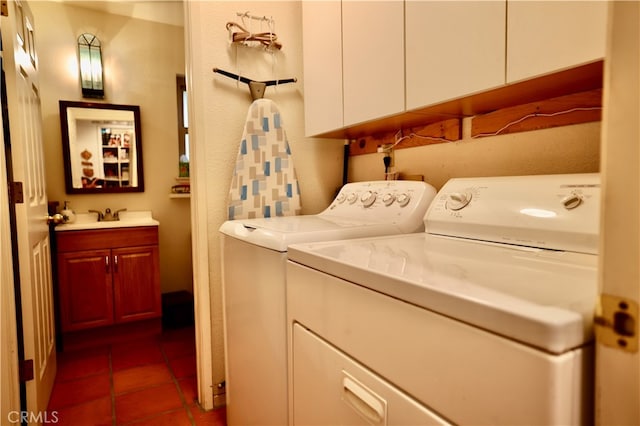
xmin=59 ymin=100 xmax=144 ymax=194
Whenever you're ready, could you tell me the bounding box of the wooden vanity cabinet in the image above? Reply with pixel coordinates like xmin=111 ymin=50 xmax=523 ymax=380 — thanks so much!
xmin=56 ymin=226 xmax=161 ymax=332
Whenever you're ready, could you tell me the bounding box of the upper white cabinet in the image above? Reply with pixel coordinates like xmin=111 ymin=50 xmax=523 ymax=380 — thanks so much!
xmin=507 ymin=1 xmax=608 ymax=83
xmin=302 ymin=1 xmax=343 ymax=136
xmin=301 ymin=0 xmax=608 ymax=138
xmin=342 ymin=0 xmax=405 ymax=126
xmin=406 ymin=1 xmax=506 ymax=111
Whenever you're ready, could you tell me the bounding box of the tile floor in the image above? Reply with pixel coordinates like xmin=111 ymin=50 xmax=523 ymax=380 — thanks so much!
xmin=48 ymin=326 xmax=226 ymax=425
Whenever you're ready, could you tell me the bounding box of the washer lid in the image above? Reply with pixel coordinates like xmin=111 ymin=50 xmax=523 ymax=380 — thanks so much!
xmin=219 ymin=216 xmax=411 ymax=252
xmin=287 ymin=233 xmax=598 ymax=354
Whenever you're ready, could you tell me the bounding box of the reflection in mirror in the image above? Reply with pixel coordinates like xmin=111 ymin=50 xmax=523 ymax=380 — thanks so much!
xmin=59 ymin=100 xmax=144 ymax=194
xmin=176 ymin=75 xmax=189 ymax=168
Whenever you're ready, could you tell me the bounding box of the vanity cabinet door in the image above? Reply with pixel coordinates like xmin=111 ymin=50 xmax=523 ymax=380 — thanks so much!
xmin=112 ymin=245 xmax=161 ymax=323
xmin=58 ymin=249 xmax=114 ymax=331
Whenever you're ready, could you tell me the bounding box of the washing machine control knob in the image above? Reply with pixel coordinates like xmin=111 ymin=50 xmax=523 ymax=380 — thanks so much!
xmin=382 ymin=193 xmax=395 ymax=206
xmin=360 ymin=191 xmax=377 ymax=207
xmin=335 ymin=193 xmax=347 ymax=204
xmin=446 ymin=192 xmax=472 ymax=210
xmin=396 ymin=193 xmax=411 ymax=207
xmin=562 ymin=193 xmax=583 ymax=210
xmin=346 ymin=193 xmax=358 ymax=204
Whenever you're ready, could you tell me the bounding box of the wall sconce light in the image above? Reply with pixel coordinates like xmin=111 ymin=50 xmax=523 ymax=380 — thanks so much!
xmin=78 ymin=33 xmax=104 ymax=99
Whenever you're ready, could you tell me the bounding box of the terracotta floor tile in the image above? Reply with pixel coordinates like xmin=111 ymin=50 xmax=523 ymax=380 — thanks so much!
xmin=161 ymin=326 xmax=195 ymax=343
xmin=111 ymin=340 xmax=164 ymax=371
xmin=162 ymin=339 xmax=195 ymax=360
xmin=126 ymin=407 xmax=193 ymax=426
xmin=57 ymin=347 xmax=110 ymax=381
xmin=51 ymin=326 xmax=202 ymax=425
xmin=190 ymin=405 xmax=227 ymax=426
xmin=53 ymin=396 xmax=112 ymax=426
xmin=170 ymin=354 xmax=197 ymax=379
xmin=115 ymin=382 xmax=183 ymax=424
xmin=178 ymin=376 xmax=198 ymax=405
xmin=113 ymin=363 xmax=173 ymax=395
xmin=48 ymin=372 xmax=111 ymax=409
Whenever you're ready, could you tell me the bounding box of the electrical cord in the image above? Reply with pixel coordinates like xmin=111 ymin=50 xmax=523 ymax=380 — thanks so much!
xmin=472 ymin=106 xmax=602 ymax=138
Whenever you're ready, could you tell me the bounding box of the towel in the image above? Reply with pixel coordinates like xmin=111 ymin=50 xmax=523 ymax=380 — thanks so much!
xmin=227 ymin=98 xmax=302 ymax=220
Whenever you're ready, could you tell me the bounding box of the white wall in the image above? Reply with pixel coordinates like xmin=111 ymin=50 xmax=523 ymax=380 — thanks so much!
xmin=185 ymin=1 xmax=345 ymax=404
xmin=32 ymin=2 xmax=192 ymax=295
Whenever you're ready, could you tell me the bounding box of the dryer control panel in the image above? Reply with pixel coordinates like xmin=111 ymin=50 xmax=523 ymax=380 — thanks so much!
xmin=426 ymin=173 xmax=600 ymax=254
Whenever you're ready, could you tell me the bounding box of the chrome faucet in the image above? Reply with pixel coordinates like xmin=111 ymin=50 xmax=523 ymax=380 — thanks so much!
xmin=89 ymin=208 xmax=127 ymax=222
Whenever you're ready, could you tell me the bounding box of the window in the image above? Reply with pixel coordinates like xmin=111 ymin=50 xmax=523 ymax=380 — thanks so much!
xmin=176 ymin=75 xmax=189 ymax=162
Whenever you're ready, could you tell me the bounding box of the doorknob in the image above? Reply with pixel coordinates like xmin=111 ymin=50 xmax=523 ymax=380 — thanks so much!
xmin=47 ymin=214 xmax=65 ymax=225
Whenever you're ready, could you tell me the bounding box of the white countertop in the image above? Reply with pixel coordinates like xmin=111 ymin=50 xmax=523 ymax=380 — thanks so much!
xmin=55 ymin=210 xmax=159 ymax=231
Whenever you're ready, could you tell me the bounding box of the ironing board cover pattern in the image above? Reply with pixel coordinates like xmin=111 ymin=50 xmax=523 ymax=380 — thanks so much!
xmin=227 ymin=98 xmax=302 ymax=220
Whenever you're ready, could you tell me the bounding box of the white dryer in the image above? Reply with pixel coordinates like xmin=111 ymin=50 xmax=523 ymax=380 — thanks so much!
xmin=287 ymin=173 xmax=600 ymax=425
xmin=219 ymin=180 xmax=437 ymax=425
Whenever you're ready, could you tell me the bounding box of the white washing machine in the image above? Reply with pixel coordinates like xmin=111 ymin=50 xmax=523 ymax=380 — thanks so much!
xmin=219 ymin=180 xmax=437 ymax=426
xmin=287 ymin=173 xmax=599 ymax=425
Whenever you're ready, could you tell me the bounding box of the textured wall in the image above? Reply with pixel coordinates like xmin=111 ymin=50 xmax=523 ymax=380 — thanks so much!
xmin=184 ymin=1 xmax=345 ymax=403
xmin=350 ymin=119 xmax=600 ymax=188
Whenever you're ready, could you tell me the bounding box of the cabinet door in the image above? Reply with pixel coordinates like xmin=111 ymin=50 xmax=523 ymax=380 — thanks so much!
xmin=507 ymin=0 xmax=608 ymax=83
xmin=302 ymin=1 xmax=343 ymax=136
xmin=406 ymin=1 xmax=506 ymax=110
xmin=342 ymin=0 xmax=405 ymax=126
xmin=112 ymin=246 xmax=161 ymax=323
xmin=57 ymin=249 xmax=114 ymax=331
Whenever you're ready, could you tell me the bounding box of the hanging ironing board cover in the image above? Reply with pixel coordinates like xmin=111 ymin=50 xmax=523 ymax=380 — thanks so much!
xmin=227 ymin=98 xmax=302 ymax=220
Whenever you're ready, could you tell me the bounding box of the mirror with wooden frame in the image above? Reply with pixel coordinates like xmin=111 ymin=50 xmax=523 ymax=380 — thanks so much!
xmin=59 ymin=101 xmax=144 ymax=194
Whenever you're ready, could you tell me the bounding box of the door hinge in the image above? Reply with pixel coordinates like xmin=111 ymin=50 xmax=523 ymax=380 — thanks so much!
xmin=1 ymin=1 xmax=8 ymax=17
xmin=594 ymin=293 xmax=638 ymax=353
xmin=9 ymin=181 xmax=24 ymax=204
xmin=19 ymin=359 xmax=34 ymax=382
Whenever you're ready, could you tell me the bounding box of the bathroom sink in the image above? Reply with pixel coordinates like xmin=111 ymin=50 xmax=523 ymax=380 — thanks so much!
xmin=55 ymin=210 xmax=159 ymax=231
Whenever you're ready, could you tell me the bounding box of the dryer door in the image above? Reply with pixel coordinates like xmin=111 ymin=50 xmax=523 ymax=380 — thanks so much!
xmin=292 ymin=323 xmax=450 ymax=426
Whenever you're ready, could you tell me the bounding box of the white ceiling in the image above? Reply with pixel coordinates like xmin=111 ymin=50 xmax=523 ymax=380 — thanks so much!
xmin=61 ymin=0 xmax=184 ymax=27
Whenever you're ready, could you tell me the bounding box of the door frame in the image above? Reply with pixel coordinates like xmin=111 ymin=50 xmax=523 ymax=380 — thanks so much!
xmin=595 ymin=1 xmax=640 ymax=424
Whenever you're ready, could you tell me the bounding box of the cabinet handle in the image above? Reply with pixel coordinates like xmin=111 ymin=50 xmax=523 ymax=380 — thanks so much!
xmin=114 ymin=255 xmax=118 ymax=273
xmin=105 ymin=255 xmax=110 ymax=273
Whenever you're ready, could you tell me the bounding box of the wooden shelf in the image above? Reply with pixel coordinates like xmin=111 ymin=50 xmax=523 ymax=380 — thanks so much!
xmin=169 ymin=193 xmax=190 ymax=199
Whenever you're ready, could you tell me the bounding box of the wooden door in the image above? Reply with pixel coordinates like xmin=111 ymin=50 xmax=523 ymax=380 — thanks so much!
xmin=595 ymin=1 xmax=640 ymax=423
xmin=112 ymin=246 xmax=161 ymax=323
xmin=0 ymin=35 xmax=21 ymax=418
xmin=57 ymin=250 xmax=114 ymax=331
xmin=1 ymin=0 xmax=56 ymax=416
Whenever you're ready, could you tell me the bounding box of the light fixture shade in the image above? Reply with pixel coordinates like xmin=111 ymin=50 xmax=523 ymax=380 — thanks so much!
xmin=78 ymin=33 xmax=104 ymax=98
